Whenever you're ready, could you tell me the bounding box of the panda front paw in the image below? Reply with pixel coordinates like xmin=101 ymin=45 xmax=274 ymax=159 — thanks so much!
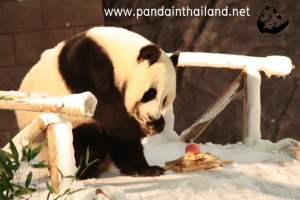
xmin=121 ymin=165 xmax=165 ymax=177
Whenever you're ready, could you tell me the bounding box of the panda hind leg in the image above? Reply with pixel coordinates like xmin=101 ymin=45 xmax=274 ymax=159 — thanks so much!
xmin=72 ymin=123 xmax=109 ymax=180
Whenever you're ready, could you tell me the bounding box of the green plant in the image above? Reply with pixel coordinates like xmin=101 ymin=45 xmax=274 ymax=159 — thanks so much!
xmin=45 ymin=147 xmax=99 ymax=200
xmin=0 ymin=139 xmax=48 ymax=200
xmin=0 ymin=139 xmax=98 ymax=200
xmin=76 ymin=146 xmax=99 ymax=179
xmin=45 ymin=170 xmax=86 ymax=200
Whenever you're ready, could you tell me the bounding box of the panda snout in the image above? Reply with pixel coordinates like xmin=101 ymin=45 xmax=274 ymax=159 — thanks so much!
xmin=146 ymin=115 xmax=165 ymax=134
xmin=147 ymin=113 xmax=161 ymax=123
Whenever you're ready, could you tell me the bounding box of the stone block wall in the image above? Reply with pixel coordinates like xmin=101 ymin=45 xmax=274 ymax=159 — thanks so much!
xmin=0 ymin=0 xmax=103 ymax=146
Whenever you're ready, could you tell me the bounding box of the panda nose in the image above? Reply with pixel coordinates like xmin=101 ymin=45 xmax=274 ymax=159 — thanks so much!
xmin=148 ymin=114 xmax=155 ymax=122
xmin=146 ymin=115 xmax=165 ymax=133
xmin=147 ymin=113 xmax=160 ymax=122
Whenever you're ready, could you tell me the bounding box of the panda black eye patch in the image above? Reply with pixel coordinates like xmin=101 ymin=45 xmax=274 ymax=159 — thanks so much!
xmin=141 ymin=88 xmax=157 ymax=102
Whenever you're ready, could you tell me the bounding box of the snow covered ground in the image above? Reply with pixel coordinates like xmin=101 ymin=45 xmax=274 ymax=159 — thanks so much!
xmin=22 ymin=131 xmax=300 ymax=200
xmin=6 ymin=106 xmax=300 ymax=200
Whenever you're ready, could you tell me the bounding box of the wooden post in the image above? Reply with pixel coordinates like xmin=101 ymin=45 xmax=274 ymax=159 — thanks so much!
xmin=37 ymin=113 xmax=77 ymax=194
xmin=242 ymin=72 xmax=248 ymax=144
xmin=180 ymin=71 xmax=245 ymax=142
xmin=47 ymin=124 xmax=59 ymax=194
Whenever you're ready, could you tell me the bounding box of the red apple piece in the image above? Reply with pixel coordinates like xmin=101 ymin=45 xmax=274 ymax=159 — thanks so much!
xmin=185 ymin=143 xmax=200 ymax=154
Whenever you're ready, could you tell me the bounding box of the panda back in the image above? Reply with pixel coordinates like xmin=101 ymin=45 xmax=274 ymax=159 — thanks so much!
xmin=16 ymin=42 xmax=71 ymax=129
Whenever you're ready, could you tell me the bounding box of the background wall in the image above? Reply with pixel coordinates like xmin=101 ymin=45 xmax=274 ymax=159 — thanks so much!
xmin=0 ymin=0 xmax=299 ymax=147
xmin=0 ymin=0 xmax=104 ymax=146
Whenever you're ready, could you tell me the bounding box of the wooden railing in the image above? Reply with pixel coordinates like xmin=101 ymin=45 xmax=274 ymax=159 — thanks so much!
xmin=174 ymin=53 xmax=294 ymax=145
xmin=1 ymin=91 xmax=97 ymax=193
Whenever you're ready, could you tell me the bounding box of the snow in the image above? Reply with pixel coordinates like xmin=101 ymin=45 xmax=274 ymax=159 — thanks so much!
xmin=17 ymin=128 xmax=300 ymax=200
xmin=62 ymin=91 xmax=97 ymax=117
xmin=89 ymin=139 xmax=299 ymax=200
xmin=245 ymin=66 xmax=262 ymax=145
xmin=5 ymin=107 xmax=300 ymax=199
xmin=263 ymin=56 xmax=293 ymax=77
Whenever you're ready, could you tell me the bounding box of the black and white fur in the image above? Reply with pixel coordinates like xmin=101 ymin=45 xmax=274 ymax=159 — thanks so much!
xmin=16 ymin=27 xmax=179 ymax=179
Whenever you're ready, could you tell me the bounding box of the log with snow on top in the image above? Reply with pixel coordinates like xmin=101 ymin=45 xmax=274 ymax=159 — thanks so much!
xmin=168 ymin=52 xmax=294 ymax=77
xmin=0 ymin=91 xmax=97 ymax=118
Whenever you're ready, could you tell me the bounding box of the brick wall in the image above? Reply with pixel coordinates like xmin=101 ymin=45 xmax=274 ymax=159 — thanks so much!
xmin=0 ymin=0 xmax=104 ymax=147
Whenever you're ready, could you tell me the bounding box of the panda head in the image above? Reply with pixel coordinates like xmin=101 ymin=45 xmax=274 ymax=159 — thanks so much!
xmin=123 ymin=44 xmax=179 ymax=135
xmin=87 ymin=27 xmax=180 ymax=136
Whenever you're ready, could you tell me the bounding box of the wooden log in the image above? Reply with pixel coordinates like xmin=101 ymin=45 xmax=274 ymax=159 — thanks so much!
xmin=2 ymin=118 xmax=46 ymax=157
xmin=180 ymin=71 xmax=245 ymax=142
xmin=47 ymin=124 xmax=59 ymax=194
xmin=169 ymin=52 xmax=293 ymax=77
xmin=242 ymin=72 xmax=248 ymax=144
xmin=0 ymin=91 xmax=97 ymax=117
xmin=173 ymin=161 xmax=221 ymax=173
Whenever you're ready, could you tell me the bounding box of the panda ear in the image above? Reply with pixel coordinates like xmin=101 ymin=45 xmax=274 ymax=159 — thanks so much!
xmin=137 ymin=45 xmax=161 ymax=66
xmin=170 ymin=50 xmax=180 ymax=67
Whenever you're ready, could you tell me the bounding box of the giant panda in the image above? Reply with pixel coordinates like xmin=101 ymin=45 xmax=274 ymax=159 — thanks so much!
xmin=16 ymin=27 xmax=179 ymax=179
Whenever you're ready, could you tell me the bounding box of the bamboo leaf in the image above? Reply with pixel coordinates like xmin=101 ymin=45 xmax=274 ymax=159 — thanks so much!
xmin=25 ymin=172 xmax=33 ymax=188
xmin=64 ymin=175 xmax=75 ymax=179
xmin=0 ymin=174 xmax=13 ymax=190
xmin=0 ymin=94 xmax=20 ymax=100
xmin=15 ymin=187 xmax=36 ymax=197
xmin=87 ymin=158 xmax=99 ymax=167
xmin=29 ymin=140 xmax=48 ymax=161
xmin=0 ymin=149 xmax=13 ymax=159
xmin=74 ymin=166 xmax=81 ymax=179
xmin=85 ymin=146 xmax=90 ymax=166
xmin=21 ymin=146 xmax=28 ymax=162
xmin=68 ymin=188 xmax=86 ymax=195
xmin=9 ymin=140 xmax=19 ymax=163
xmin=0 ymin=158 xmax=13 ymax=178
xmin=54 ymin=189 xmax=70 ymax=200
xmin=57 ymin=167 xmax=64 ymax=179
xmin=30 ymin=161 xmax=49 ymax=169
xmin=46 ymin=181 xmax=55 ymax=194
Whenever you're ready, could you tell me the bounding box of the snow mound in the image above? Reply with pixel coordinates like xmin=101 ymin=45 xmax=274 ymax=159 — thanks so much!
xmin=10 ymin=107 xmax=300 ymax=199
xmin=80 ymin=136 xmax=300 ymax=200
